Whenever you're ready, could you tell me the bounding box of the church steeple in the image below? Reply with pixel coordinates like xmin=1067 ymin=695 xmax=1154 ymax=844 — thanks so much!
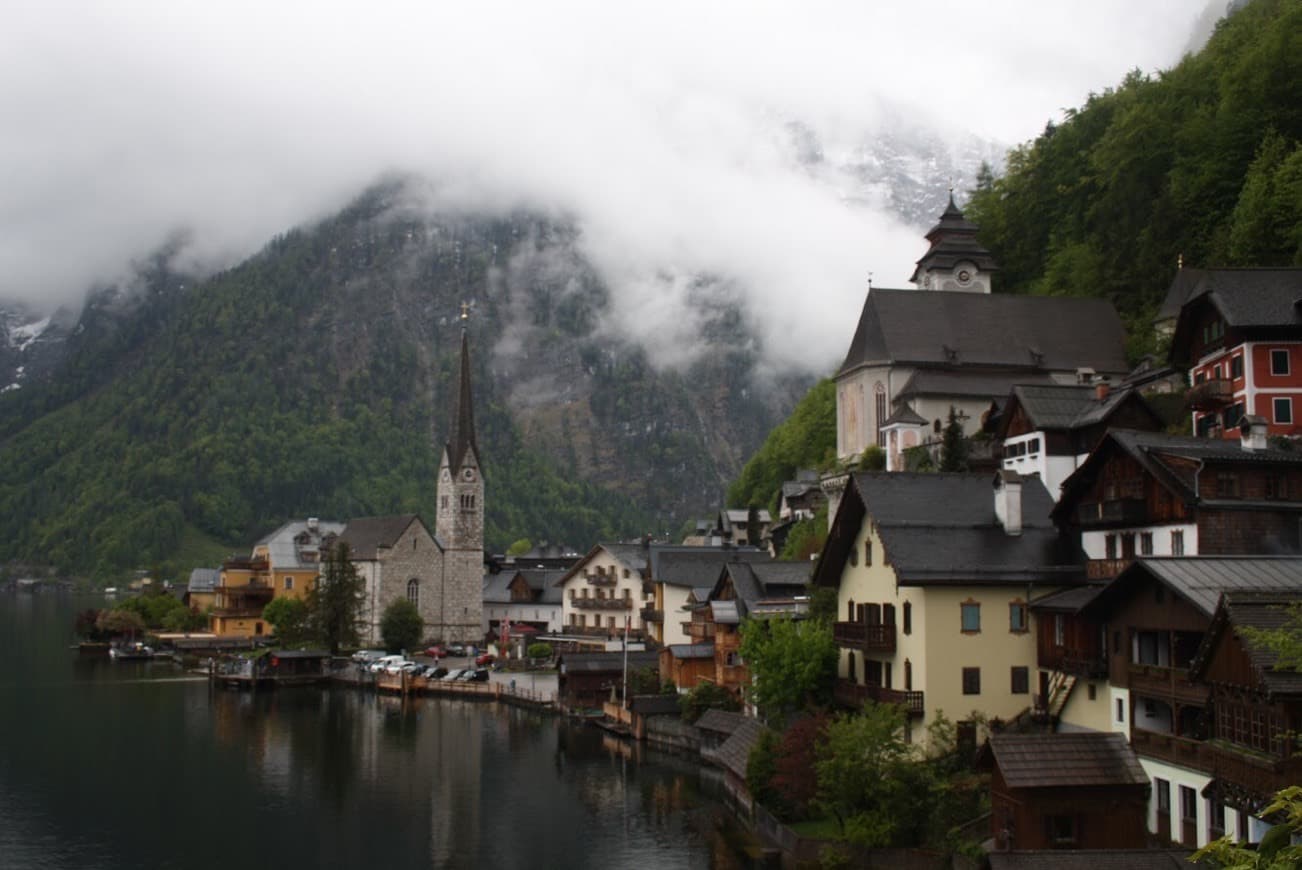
xmin=446 ymin=324 xmax=478 ymax=475
xmin=909 ymin=191 xmax=999 ymax=293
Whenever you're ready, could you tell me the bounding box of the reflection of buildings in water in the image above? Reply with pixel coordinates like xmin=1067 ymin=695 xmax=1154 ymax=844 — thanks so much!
xmin=425 ymin=700 xmax=483 ymax=866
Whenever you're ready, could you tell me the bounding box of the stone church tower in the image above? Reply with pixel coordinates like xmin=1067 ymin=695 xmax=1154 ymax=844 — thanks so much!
xmin=435 ymin=320 xmax=485 ymax=643
xmin=909 ymin=192 xmax=999 ymax=293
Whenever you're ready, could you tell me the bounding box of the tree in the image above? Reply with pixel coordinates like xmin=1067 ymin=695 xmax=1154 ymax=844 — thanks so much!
xmin=262 ymin=597 xmax=311 ymax=646
xmin=814 ymin=702 xmax=920 ymax=844
xmin=309 ymin=542 xmax=366 ymax=654
xmin=526 ymin=642 xmax=553 ymax=660
xmin=857 ymin=445 xmax=886 ymax=471
xmin=1193 ymin=786 xmax=1302 ymax=869
xmin=679 ymin=681 xmax=741 ymax=723
xmin=939 ymin=406 xmax=969 ymax=472
xmin=1241 ymin=601 xmax=1302 ymax=671
xmin=506 ymin=538 xmax=532 ymax=557
xmin=161 ymin=606 xmax=208 ymax=633
xmin=738 ymin=616 xmax=837 ymax=721
xmin=96 ymin=608 xmax=146 ymax=638
xmin=380 ymin=598 xmax=424 ymax=653
xmin=806 ymin=586 xmax=838 ymax=626
xmin=772 ymin=714 xmax=829 ymax=821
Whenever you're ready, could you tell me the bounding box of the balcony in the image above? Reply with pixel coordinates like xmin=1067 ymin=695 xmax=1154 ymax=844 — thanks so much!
xmin=564 ymin=624 xmax=645 ymax=639
xmin=585 ymin=573 xmax=617 ymax=587
xmin=685 ymin=622 xmax=716 ymax=642
xmin=833 ymin=678 xmax=924 ymax=717
xmin=1039 ymin=646 xmax=1107 ymax=678
xmin=832 ymin=621 xmax=896 ymax=653
xmin=1131 ymin=727 xmax=1212 ymax=773
xmin=1086 ymin=558 xmax=1133 ymax=580
xmin=1127 ymin=663 xmax=1208 ymax=706
xmin=1206 ymin=741 xmax=1302 ymax=800
xmin=572 ymin=597 xmax=632 ymax=610
xmin=640 ymin=607 xmax=663 ymax=623
xmin=1188 ymin=378 xmax=1233 ymax=411
xmin=1075 ymin=498 xmax=1147 ymax=528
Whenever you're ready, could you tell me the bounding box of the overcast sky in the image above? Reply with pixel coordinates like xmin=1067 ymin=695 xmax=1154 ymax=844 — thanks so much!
xmin=1 ymin=0 xmax=1212 ymax=371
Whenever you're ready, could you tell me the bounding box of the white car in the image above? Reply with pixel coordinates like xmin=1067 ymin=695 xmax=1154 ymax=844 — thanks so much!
xmin=369 ymin=655 xmax=405 ymax=673
xmin=441 ymin=668 xmax=468 ymax=681
xmin=352 ymin=650 xmax=385 ymax=664
xmin=383 ymin=659 xmax=417 ymax=675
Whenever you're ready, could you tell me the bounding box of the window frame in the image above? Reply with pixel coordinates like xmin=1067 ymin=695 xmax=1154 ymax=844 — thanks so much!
xmin=1008 ymin=601 xmax=1028 ymax=634
xmin=962 ymin=666 xmax=981 ymax=695
xmin=1270 ymin=348 xmax=1290 ymax=376
xmin=1010 ymin=666 xmax=1029 ymax=695
xmin=960 ymin=600 xmax=981 ymax=634
xmin=1274 ymin=397 xmax=1293 ymax=424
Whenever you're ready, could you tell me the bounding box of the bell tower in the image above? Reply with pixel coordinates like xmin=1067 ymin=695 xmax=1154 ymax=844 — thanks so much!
xmin=909 ymin=191 xmax=999 ymax=293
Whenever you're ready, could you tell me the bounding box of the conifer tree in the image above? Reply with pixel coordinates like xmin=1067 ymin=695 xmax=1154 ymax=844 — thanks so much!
xmin=939 ymin=406 xmax=969 ymax=472
xmin=309 ymin=541 xmax=366 ymax=654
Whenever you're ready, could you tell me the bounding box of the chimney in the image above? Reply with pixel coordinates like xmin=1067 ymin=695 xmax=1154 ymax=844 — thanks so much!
xmin=1239 ymin=415 xmax=1268 ymax=452
xmin=993 ymin=470 xmax=1023 ymax=536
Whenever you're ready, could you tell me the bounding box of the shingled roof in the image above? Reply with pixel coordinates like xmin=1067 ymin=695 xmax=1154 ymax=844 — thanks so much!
xmin=340 ymin=515 xmax=426 ymax=559
xmin=813 ymin=472 xmax=1085 ymax=588
xmin=896 ymin=370 xmax=1057 ymax=403
xmin=1000 ymin=384 xmax=1159 ymax=432
xmin=909 ymin=194 xmax=1000 ymax=283
xmin=1084 ymin=557 xmax=1302 ymax=621
xmin=1191 ymin=590 xmax=1302 ymax=697
xmin=649 ymin=545 xmax=770 ymax=588
xmin=709 ymin=717 xmax=766 ymax=781
xmin=837 ymin=289 xmax=1129 ymax=378
xmin=982 ymin=732 xmax=1148 ymax=790
xmin=1161 ymin=267 xmax=1302 ymax=327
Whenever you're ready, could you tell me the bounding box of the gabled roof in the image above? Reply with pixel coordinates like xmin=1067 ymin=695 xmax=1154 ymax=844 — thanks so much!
xmin=909 ymin=194 xmax=1000 ymax=282
xmin=695 ymin=709 xmax=746 ymax=735
xmin=256 ymin=519 xmax=348 ymax=569
xmin=881 ymin=404 xmax=929 ymax=427
xmin=711 ymin=561 xmax=811 ymax=620
xmin=649 ymin=545 xmax=770 ymax=588
xmin=553 ymin=542 xmax=649 ymax=587
xmin=998 ymin=384 xmax=1161 ymax=435
xmin=340 ymin=514 xmax=429 ymax=560
xmin=665 ymin=644 xmax=715 ymax=660
xmin=1083 ymin=557 xmax=1302 ymax=621
xmin=837 ymin=289 xmax=1129 ymax=378
xmin=1162 ymin=266 xmax=1302 ymax=328
xmin=710 ymin=717 xmax=767 ymax=781
xmin=812 ymin=472 xmax=1084 ymax=588
xmin=1191 ymin=590 xmax=1302 ymax=697
xmin=1054 ymin=429 xmax=1302 ymax=521
xmin=981 ymin=732 xmax=1148 ymax=789
xmin=1029 ymin=583 xmax=1105 ymax=613
xmin=187 ymin=568 xmax=219 ymax=593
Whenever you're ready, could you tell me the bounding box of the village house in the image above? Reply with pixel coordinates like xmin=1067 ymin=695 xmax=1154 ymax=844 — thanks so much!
xmin=1069 ymin=556 xmax=1302 ymax=848
xmin=834 ymin=196 xmax=1130 ymax=469
xmin=647 ymin=544 xmax=771 ymax=647
xmin=185 ymin=567 xmax=219 ymax=614
xmin=1160 ymin=267 xmax=1302 ymax=439
xmin=482 ymin=565 xmax=568 ymax=639
xmin=554 ymin=543 xmax=654 ymax=643
xmin=1189 ymin=589 xmax=1302 ymax=843
xmin=992 ymin=383 xmax=1166 ymax=501
xmin=556 ymin=649 xmax=659 ymax=710
xmin=977 ymin=732 xmax=1151 ymax=851
xmin=1051 ymin=424 xmax=1302 ymax=582
xmin=812 ymin=470 xmax=1086 ymax=744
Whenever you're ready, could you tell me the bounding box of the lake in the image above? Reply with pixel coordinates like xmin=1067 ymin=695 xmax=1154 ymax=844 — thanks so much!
xmin=0 ymin=591 xmax=747 ymax=870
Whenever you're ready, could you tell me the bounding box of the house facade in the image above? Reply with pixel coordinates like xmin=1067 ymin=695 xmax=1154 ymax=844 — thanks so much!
xmin=1163 ymin=268 xmax=1302 ymax=439
xmin=555 ymin=543 xmax=653 ymax=641
xmin=482 ymin=566 xmax=567 ymax=637
xmin=812 ymin=471 xmax=1085 ymax=743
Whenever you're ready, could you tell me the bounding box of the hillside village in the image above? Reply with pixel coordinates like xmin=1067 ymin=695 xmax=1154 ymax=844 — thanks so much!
xmin=106 ymin=197 xmax=1302 ymax=866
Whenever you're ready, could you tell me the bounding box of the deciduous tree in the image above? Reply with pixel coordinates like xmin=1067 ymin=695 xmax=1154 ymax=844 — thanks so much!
xmin=738 ymin=615 xmax=837 ymax=721
xmin=380 ymin=598 xmax=424 ymax=653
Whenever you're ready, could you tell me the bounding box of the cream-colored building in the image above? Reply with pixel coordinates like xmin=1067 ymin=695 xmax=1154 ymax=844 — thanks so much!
xmin=555 ymin=543 xmax=654 ymax=640
xmin=812 ymin=470 xmax=1087 ymax=744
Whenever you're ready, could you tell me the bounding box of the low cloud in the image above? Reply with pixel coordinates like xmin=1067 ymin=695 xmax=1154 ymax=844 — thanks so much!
xmin=0 ymin=0 xmax=1208 ymax=373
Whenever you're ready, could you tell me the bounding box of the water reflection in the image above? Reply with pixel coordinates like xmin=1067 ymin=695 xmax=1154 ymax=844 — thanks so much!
xmin=0 ymin=594 xmax=746 ymax=870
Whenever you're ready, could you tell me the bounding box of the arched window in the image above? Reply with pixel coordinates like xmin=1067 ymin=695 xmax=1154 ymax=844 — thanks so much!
xmin=407 ymin=579 xmax=420 ymax=607
xmin=874 ymin=382 xmax=887 ymax=447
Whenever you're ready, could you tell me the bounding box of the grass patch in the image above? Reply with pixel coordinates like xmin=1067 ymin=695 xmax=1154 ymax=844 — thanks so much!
xmin=789 ymin=817 xmax=843 ymax=840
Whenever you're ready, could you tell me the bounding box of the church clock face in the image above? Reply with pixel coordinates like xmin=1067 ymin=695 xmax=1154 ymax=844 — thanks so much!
xmin=462 ymin=468 xmax=475 ymax=481
xmin=955 ymin=265 xmax=973 ymax=286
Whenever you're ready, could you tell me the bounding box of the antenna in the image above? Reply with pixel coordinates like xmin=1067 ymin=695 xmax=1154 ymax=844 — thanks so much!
xmin=868 ymin=271 xmax=874 ymax=290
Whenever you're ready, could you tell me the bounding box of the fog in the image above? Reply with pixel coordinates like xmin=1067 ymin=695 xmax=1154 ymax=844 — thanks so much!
xmin=0 ymin=0 xmax=1212 ymax=371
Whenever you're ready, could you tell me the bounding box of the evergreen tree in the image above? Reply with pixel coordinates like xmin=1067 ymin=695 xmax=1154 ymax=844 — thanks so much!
xmin=309 ymin=542 xmax=366 ymax=654
xmin=939 ymin=407 xmax=969 ymax=472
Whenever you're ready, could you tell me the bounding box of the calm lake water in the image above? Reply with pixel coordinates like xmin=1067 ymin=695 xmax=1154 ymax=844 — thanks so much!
xmin=0 ymin=592 xmax=746 ymax=870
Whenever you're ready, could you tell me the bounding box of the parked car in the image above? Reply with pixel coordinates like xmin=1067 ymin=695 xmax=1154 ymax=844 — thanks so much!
xmin=424 ymin=645 xmax=447 ymax=659
xmin=370 ymin=655 xmax=406 ymax=673
xmin=455 ymin=669 xmax=479 ymax=681
xmin=424 ymin=666 xmax=448 ymax=679
xmin=446 ymin=644 xmax=466 ymax=657
xmin=466 ymin=668 xmax=490 ymax=682
xmin=475 ymin=653 xmax=495 ymax=666
xmin=441 ymin=668 xmax=468 ymax=681
xmin=352 ymin=650 xmax=386 ymax=664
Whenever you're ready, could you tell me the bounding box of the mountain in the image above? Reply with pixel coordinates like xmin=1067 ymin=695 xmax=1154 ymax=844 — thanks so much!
xmin=965 ymin=0 xmax=1301 ymax=359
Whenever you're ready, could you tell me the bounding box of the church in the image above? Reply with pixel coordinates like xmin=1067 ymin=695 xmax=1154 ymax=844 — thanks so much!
xmin=205 ymin=319 xmax=485 ymax=646
xmin=835 ymin=194 xmax=1131 ymax=471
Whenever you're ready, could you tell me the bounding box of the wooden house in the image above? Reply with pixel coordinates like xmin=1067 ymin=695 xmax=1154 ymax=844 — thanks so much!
xmin=557 ymin=650 xmax=659 ymax=711
xmin=660 ymin=644 xmax=715 ymax=690
xmin=1052 ymin=428 xmax=1302 ymax=581
xmin=1076 ymin=557 xmax=1302 ymax=847
xmin=701 ymin=561 xmax=810 ymax=697
xmin=1189 ymin=590 xmax=1302 ymax=841
xmin=978 ymin=732 xmax=1150 ymax=851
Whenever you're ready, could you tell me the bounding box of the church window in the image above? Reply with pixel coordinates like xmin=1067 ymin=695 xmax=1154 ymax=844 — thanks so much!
xmin=874 ymin=383 xmax=887 ymax=447
xmin=441 ymin=496 xmax=448 ymax=509
xmin=407 ymin=579 xmax=420 ymax=607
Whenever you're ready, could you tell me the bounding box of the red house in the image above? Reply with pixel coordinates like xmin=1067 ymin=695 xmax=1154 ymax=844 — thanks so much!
xmin=1164 ymin=268 xmax=1302 ymax=439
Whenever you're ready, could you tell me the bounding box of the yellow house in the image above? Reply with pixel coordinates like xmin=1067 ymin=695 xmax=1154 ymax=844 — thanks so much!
xmin=555 ymin=543 xmax=654 ymax=642
xmin=210 ymin=518 xmax=347 ymax=638
xmin=812 ymin=470 xmax=1087 ymax=745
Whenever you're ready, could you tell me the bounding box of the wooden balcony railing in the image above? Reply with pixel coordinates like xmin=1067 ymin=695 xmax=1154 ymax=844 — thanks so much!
xmin=1206 ymin=741 xmax=1302 ymax=800
xmin=1086 ymin=558 xmax=1134 ymax=580
xmin=832 ymin=621 xmax=896 ymax=653
xmin=1131 ymin=727 xmax=1212 ymax=773
xmin=584 ymin=573 xmax=617 ymax=587
xmin=1188 ymin=378 xmax=1233 ymax=411
xmin=563 ymin=624 xmax=645 ymax=638
xmin=1127 ymin=663 xmax=1208 ymax=706
xmin=1039 ymin=647 xmax=1108 ymax=678
xmin=640 ymin=607 xmax=663 ymax=623
xmin=833 ymin=678 xmax=923 ymax=717
xmin=1076 ymin=498 xmax=1147 ymax=528
xmin=684 ymin=622 xmax=716 ymax=641
xmin=572 ymin=598 xmax=632 ymax=610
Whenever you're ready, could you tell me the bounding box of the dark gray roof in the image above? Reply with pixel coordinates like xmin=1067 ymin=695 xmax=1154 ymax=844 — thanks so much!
xmin=837 ymin=289 xmax=1129 ymax=377
xmin=649 ymin=545 xmax=770 ymax=588
xmin=985 ymin=732 xmax=1148 ymax=789
xmin=881 ymin=404 xmax=928 ymax=427
xmin=510 ymin=568 xmax=567 ymax=604
xmin=482 ymin=571 xmax=514 ymax=603
xmin=559 ymin=650 xmax=659 ymax=674
xmin=666 ymin=644 xmax=715 ymax=660
xmin=989 ymin=851 xmax=1195 ymax=870
xmin=1030 ymin=583 xmax=1105 ymax=613
xmin=554 ymin=542 xmax=649 ymax=587
xmin=445 ymin=329 xmax=480 ymax=475
xmin=909 ymin=195 xmax=1000 ymax=282
xmin=340 ymin=515 xmax=424 ymax=560
xmin=1204 ymin=591 xmax=1302 ymax=697
xmin=629 ymin=694 xmax=683 ymax=715
xmin=814 ymin=472 xmax=1085 ymax=588
xmin=1006 ymin=383 xmax=1147 ymax=430
xmin=896 ymin=369 xmax=1057 ymax=402
xmin=695 ymin=709 xmax=746 ymax=735
xmin=713 ymin=561 xmax=811 ymax=620
xmin=187 ymin=568 xmax=219 ymax=593
xmin=711 ymin=718 xmax=766 ymax=781
xmin=1092 ymin=557 xmax=1302 ymax=620
xmin=1161 ymin=267 xmax=1302 ymax=326
xmin=710 ymin=600 xmax=740 ymax=625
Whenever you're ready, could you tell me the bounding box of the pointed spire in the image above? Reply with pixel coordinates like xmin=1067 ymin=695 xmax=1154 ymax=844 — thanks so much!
xmin=446 ymin=315 xmax=478 ymax=474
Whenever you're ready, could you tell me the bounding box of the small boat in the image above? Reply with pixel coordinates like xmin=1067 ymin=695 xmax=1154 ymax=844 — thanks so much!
xmin=109 ymin=642 xmax=154 ymax=661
